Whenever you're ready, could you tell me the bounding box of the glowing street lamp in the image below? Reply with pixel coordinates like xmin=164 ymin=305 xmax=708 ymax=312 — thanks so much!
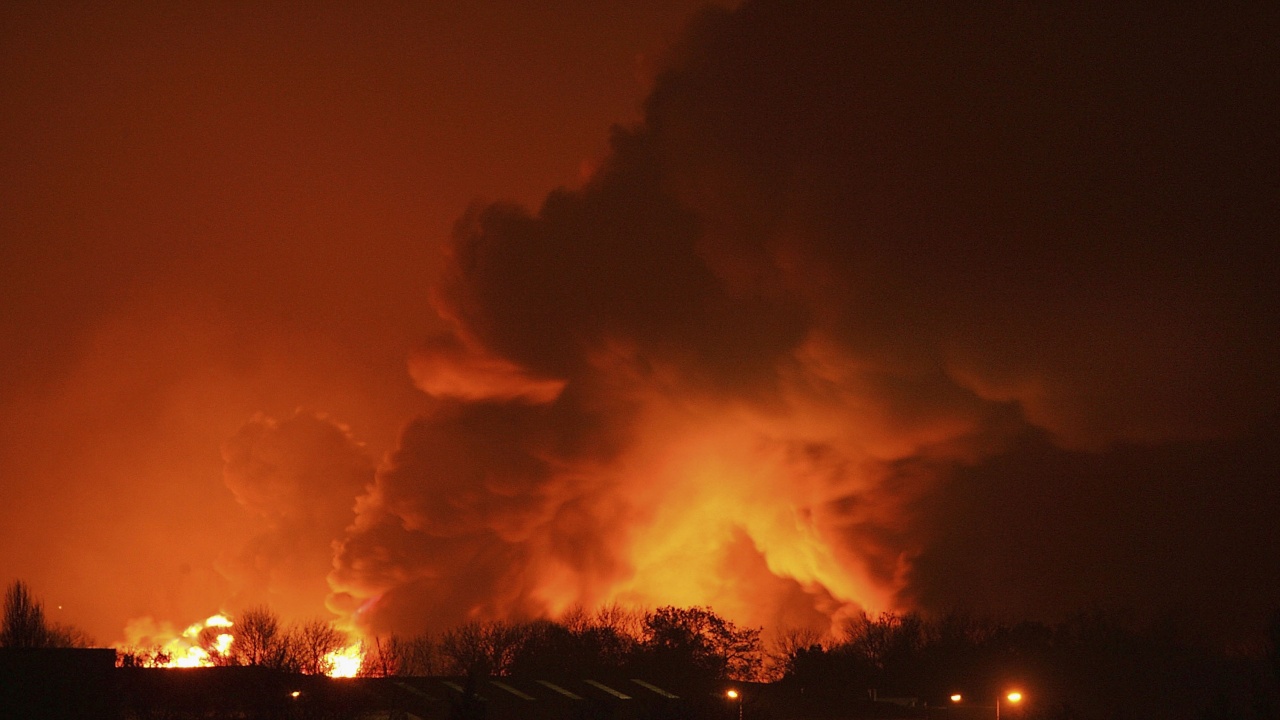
xmin=950 ymin=690 xmax=1023 ymax=720
xmin=996 ymin=690 xmax=1022 ymax=720
xmin=727 ymin=686 xmax=747 ymax=712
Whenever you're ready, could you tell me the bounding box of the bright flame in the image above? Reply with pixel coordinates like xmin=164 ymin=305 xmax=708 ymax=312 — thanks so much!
xmin=325 ymin=642 xmax=364 ymax=678
xmin=599 ymin=397 xmax=894 ymax=632
xmin=1006 ymin=692 xmax=1023 ymax=703
xmin=213 ymin=632 xmax=234 ymax=655
xmin=169 ymin=614 xmax=232 ymax=668
xmin=116 ymin=614 xmax=236 ymax=668
xmin=118 ymin=612 xmax=365 ymax=677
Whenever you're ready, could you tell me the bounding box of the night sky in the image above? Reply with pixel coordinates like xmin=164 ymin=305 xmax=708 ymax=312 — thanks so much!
xmin=2 ymin=1 xmax=1277 ymax=648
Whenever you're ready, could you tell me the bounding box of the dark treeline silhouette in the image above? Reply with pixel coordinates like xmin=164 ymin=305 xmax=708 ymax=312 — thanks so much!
xmin=115 ymin=602 xmax=765 ymax=683
xmin=775 ymin=608 xmax=1280 ymax=720
xmin=14 ymin=574 xmax=1280 ymax=719
xmin=363 ymin=603 xmax=764 ymax=683
xmin=0 ymin=580 xmax=92 ymax=649
xmin=350 ymin=604 xmax=1280 ymax=719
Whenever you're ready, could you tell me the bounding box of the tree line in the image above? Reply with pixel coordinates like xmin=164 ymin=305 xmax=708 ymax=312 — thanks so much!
xmin=117 ymin=602 xmax=764 ymax=683
xmin=773 ymin=609 xmax=1280 ymax=720
xmin=124 ymin=601 xmax=1280 ymax=719
xmin=358 ymin=604 xmax=763 ymax=681
xmin=8 ymin=579 xmax=1279 ymax=718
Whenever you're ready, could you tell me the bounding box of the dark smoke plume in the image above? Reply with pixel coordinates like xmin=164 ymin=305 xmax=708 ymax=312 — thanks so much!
xmin=331 ymin=0 xmax=1279 ymax=639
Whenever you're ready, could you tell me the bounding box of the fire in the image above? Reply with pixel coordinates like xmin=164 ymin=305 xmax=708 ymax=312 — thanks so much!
xmin=325 ymin=642 xmax=364 ymax=678
xmin=118 ymin=612 xmax=366 ymax=678
xmin=170 ymin=615 xmax=234 ymax=668
xmin=116 ymin=614 xmax=235 ymax=668
xmin=591 ymin=396 xmax=893 ymax=633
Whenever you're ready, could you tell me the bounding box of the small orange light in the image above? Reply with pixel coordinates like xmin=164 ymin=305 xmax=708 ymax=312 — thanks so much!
xmin=290 ymin=691 xmax=301 ymax=699
xmin=726 ymin=689 xmax=740 ymax=699
xmin=1006 ymin=692 xmax=1022 ymax=703
xmin=950 ymin=694 xmax=962 ymax=702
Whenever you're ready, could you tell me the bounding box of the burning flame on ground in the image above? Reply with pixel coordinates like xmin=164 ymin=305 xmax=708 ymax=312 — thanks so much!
xmin=324 ymin=643 xmax=364 ymax=678
xmin=117 ymin=613 xmax=364 ymax=678
xmin=116 ymin=614 xmax=236 ymax=668
xmin=174 ymin=615 xmax=235 ymax=668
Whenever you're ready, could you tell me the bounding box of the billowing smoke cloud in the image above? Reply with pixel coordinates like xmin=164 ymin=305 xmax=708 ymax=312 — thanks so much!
xmin=220 ymin=411 xmax=374 ymax=621
xmin=332 ymin=0 xmax=1279 ymax=638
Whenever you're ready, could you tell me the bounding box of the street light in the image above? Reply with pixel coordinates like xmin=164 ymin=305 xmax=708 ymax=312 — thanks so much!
xmin=996 ymin=690 xmax=1022 ymax=720
xmin=950 ymin=690 xmax=1023 ymax=720
xmin=726 ymin=688 xmax=743 ymax=720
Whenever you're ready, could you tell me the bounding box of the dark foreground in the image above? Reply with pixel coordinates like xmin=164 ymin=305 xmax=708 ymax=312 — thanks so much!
xmin=1 ymin=647 xmax=1276 ymax=720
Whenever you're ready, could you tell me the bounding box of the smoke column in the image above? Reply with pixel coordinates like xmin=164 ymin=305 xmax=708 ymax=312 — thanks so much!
xmin=326 ymin=0 xmax=1278 ymax=638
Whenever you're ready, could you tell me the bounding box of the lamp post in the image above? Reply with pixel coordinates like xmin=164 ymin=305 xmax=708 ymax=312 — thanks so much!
xmin=996 ymin=691 xmax=1022 ymax=720
xmin=726 ymin=689 xmax=743 ymax=720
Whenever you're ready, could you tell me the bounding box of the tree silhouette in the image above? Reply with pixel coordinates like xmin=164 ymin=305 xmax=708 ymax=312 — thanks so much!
xmin=234 ymin=606 xmax=283 ymax=666
xmin=636 ymin=606 xmax=762 ymax=681
xmin=1 ymin=581 xmax=46 ymax=647
xmin=361 ymin=633 xmax=439 ymax=676
xmin=290 ymin=618 xmax=348 ymax=675
xmin=0 ymin=580 xmax=91 ymax=648
xmin=439 ymin=620 xmax=524 ymax=677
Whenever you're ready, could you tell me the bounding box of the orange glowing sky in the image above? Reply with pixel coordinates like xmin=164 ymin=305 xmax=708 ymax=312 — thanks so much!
xmin=2 ymin=0 xmax=1278 ymax=648
xmin=0 ymin=0 xmax=724 ymax=642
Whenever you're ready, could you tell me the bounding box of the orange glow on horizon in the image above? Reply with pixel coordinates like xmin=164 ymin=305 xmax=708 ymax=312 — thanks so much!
xmin=325 ymin=642 xmax=364 ymax=678
xmin=117 ymin=612 xmax=365 ymax=678
xmin=117 ymin=343 xmax=925 ymax=658
xmin=116 ymin=614 xmax=235 ymax=669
